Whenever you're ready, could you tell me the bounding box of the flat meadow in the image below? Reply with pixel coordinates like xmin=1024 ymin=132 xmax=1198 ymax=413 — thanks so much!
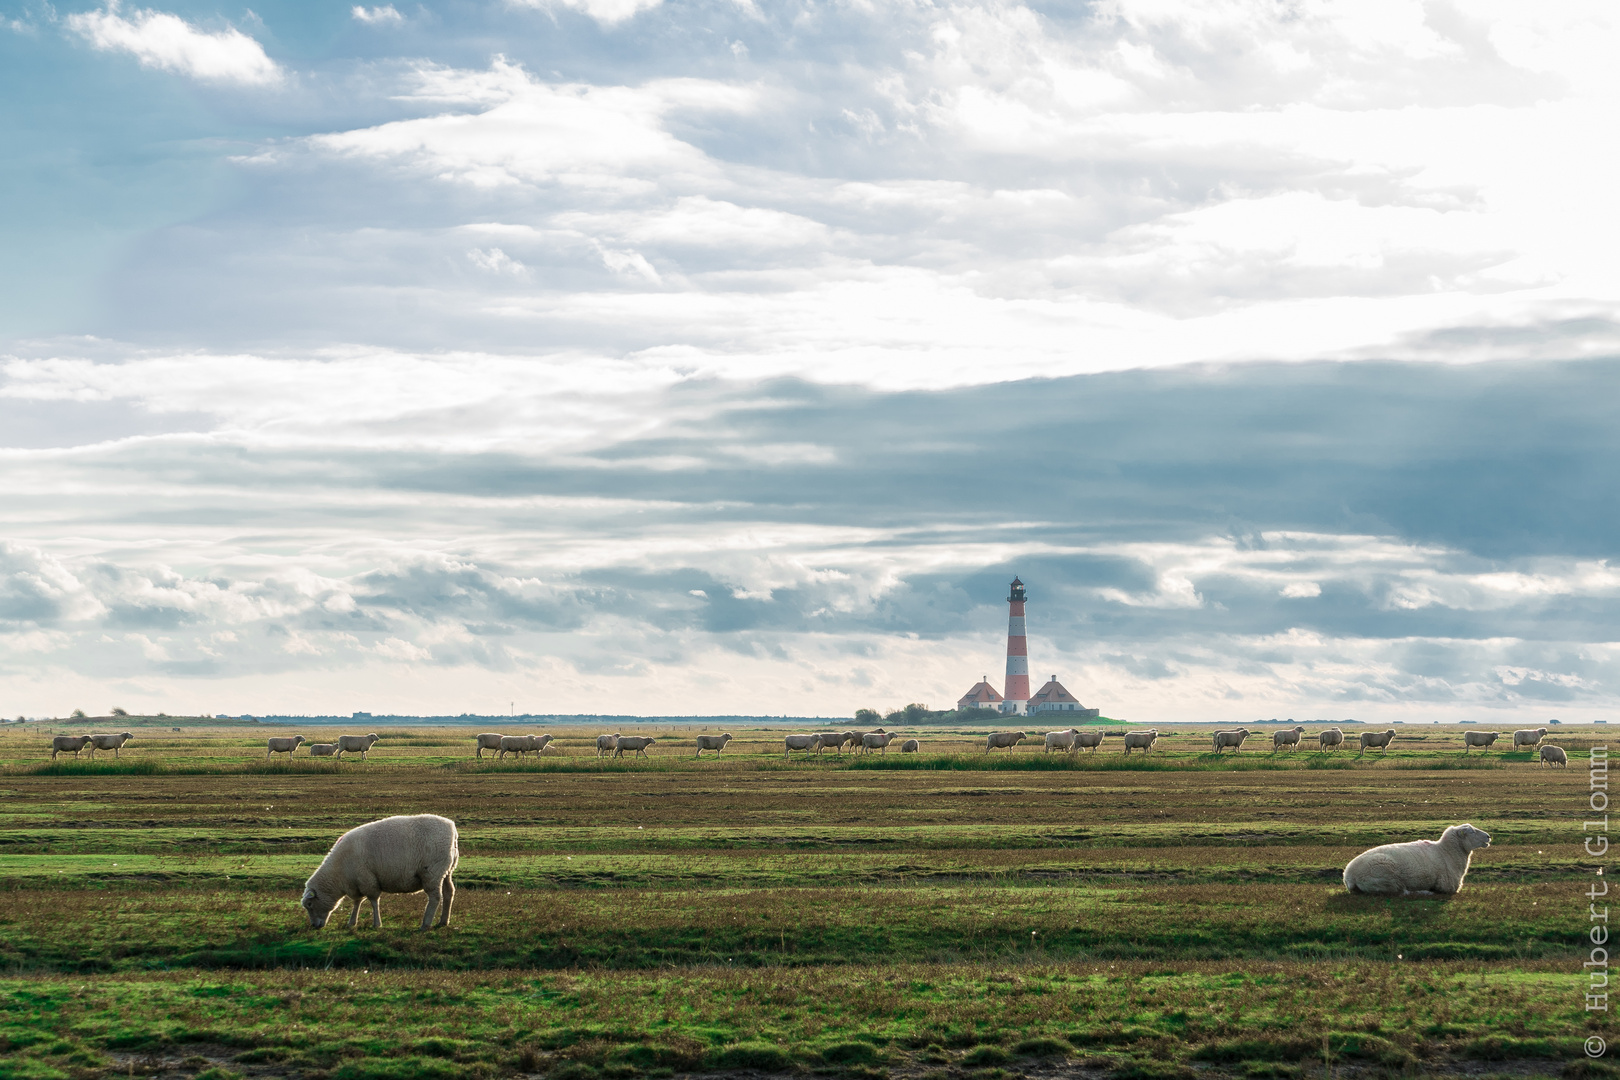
xmin=0 ymin=722 xmax=1610 ymax=1080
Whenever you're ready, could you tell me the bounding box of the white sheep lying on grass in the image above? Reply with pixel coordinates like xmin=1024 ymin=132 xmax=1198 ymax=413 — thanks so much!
xmin=88 ymin=732 xmax=134 ymax=758
xmin=301 ymin=814 xmax=459 ymax=930
xmin=51 ymin=735 xmax=93 ymax=760
xmin=267 ymin=736 xmax=305 ymax=758
xmin=1541 ymin=745 xmax=1568 ymax=768
xmin=1343 ymin=823 xmax=1491 ymax=896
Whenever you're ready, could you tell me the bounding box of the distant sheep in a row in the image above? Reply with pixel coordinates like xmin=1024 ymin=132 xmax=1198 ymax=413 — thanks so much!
xmin=309 ymin=743 xmax=339 ymax=757
xmin=267 ymin=736 xmax=306 ymax=758
xmin=813 ymin=732 xmax=851 ymax=755
xmin=986 ymin=731 xmax=1027 ymax=753
xmin=1463 ymin=731 xmax=1500 ymax=751
xmin=694 ymin=733 xmax=733 ymax=757
xmin=1359 ymin=729 xmax=1397 ymax=755
xmin=499 ymin=734 xmax=553 ymax=759
xmin=1074 ymin=730 xmax=1104 ymax=752
xmin=1212 ymin=729 xmax=1250 ymax=753
xmin=1272 ymin=726 xmax=1305 ymax=752
xmin=1122 ymin=729 xmax=1158 ymax=754
xmin=861 ymin=731 xmax=900 ymax=754
xmin=784 ymin=733 xmax=822 ymax=759
xmin=51 ymin=735 xmax=93 ymax=760
xmin=1344 ymin=823 xmax=1490 ymax=896
xmin=87 ymin=732 xmax=134 ymax=758
xmin=1044 ymin=728 xmax=1079 ymax=754
xmin=1514 ymin=728 xmax=1548 ymax=750
xmin=1318 ymin=728 xmax=1344 ymax=751
xmin=302 ymin=814 xmax=457 ymax=931
xmin=615 ymin=736 xmax=656 ymax=759
xmin=474 ymin=733 xmax=504 ymax=759
xmin=336 ymin=734 xmax=381 ymax=760
xmin=596 ymin=733 xmax=620 ymax=757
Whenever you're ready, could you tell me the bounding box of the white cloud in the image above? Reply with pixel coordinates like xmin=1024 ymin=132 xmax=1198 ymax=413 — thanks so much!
xmin=467 ymin=247 xmax=526 ymax=275
xmin=66 ymin=2 xmax=282 ymax=85
xmin=508 ymin=0 xmax=664 ymax=28
xmin=351 ymin=5 xmax=404 ymax=24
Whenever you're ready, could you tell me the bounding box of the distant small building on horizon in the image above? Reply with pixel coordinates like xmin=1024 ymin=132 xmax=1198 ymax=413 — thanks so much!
xmin=957 ymin=678 xmax=1005 ymax=711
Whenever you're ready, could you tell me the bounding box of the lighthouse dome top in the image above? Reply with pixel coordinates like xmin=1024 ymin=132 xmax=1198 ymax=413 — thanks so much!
xmin=1008 ymin=577 xmax=1026 ymax=602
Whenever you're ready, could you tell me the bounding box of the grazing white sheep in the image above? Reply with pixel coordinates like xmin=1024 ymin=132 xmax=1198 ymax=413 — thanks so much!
xmin=267 ymin=736 xmax=306 ymax=758
xmin=51 ymin=735 xmax=93 ymax=760
xmin=900 ymin=738 xmax=920 ymax=753
xmin=87 ymin=732 xmax=134 ymax=758
xmin=694 ymin=733 xmax=733 ymax=757
xmin=1272 ymin=726 xmax=1305 ymax=752
xmin=1541 ymin=745 xmax=1569 ymax=768
xmin=1044 ymin=728 xmax=1079 ymax=754
xmin=861 ymin=731 xmax=900 ymax=754
xmin=1212 ymin=729 xmax=1250 ymax=753
xmin=335 ymin=733 xmax=381 ymax=760
xmin=1343 ymin=823 xmax=1491 ymax=896
xmin=301 ymin=814 xmax=458 ymax=931
xmin=1359 ymin=729 xmax=1397 ymax=755
xmin=474 ymin=733 xmax=504 ymax=759
xmin=1463 ymin=731 xmax=1501 ymax=752
xmin=1513 ymin=728 xmax=1548 ymax=750
xmin=308 ymin=743 xmax=339 ymax=757
xmin=784 ymin=734 xmax=823 ymax=759
xmin=497 ymin=735 xmax=536 ymax=760
xmin=1122 ymin=729 xmax=1158 ymax=754
xmin=1073 ymin=730 xmax=1104 ymax=753
xmin=985 ymin=731 xmax=1027 ymax=753
xmin=1318 ymin=728 xmax=1344 ymax=751
xmin=813 ymin=732 xmax=850 ymax=756
xmin=595 ymin=733 xmax=621 ymax=757
xmin=614 ymin=736 xmax=656 ymax=758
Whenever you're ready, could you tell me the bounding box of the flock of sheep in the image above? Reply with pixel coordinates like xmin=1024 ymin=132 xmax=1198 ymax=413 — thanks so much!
xmin=47 ymin=725 xmax=1575 ymax=765
xmin=296 ymin=811 xmax=1495 ymax=935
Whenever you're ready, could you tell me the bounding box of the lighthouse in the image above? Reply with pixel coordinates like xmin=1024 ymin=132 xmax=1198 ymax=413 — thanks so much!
xmin=1003 ymin=577 xmax=1030 ymax=714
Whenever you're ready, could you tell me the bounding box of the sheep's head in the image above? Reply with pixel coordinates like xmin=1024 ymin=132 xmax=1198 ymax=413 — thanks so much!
xmin=301 ymin=886 xmax=337 ymax=929
xmin=1447 ymin=824 xmax=1492 ymax=851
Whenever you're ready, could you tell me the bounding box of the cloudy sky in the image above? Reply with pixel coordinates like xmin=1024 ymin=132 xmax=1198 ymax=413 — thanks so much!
xmin=2 ymin=0 xmax=1618 ymax=721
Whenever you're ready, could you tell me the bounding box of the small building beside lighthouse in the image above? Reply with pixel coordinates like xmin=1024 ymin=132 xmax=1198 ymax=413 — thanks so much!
xmin=956 ymin=678 xmax=1004 ymax=711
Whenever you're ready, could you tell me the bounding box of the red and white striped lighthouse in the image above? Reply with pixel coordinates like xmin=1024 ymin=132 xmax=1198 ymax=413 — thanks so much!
xmin=1003 ymin=577 xmax=1030 ymax=714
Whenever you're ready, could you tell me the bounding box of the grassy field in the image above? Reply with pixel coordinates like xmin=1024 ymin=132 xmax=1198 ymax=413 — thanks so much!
xmin=0 ymin=723 xmax=1610 ymax=1079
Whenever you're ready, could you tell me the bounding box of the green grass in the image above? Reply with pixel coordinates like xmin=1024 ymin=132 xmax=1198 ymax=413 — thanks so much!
xmin=0 ymin=724 xmax=1605 ymax=1076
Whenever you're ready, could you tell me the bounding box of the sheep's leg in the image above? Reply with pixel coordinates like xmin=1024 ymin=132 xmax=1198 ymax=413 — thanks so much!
xmin=346 ymin=897 xmax=361 ymax=930
xmin=365 ymin=895 xmax=382 ymax=928
xmin=420 ymin=885 xmax=440 ymax=930
xmin=438 ymin=874 xmax=455 ymax=927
